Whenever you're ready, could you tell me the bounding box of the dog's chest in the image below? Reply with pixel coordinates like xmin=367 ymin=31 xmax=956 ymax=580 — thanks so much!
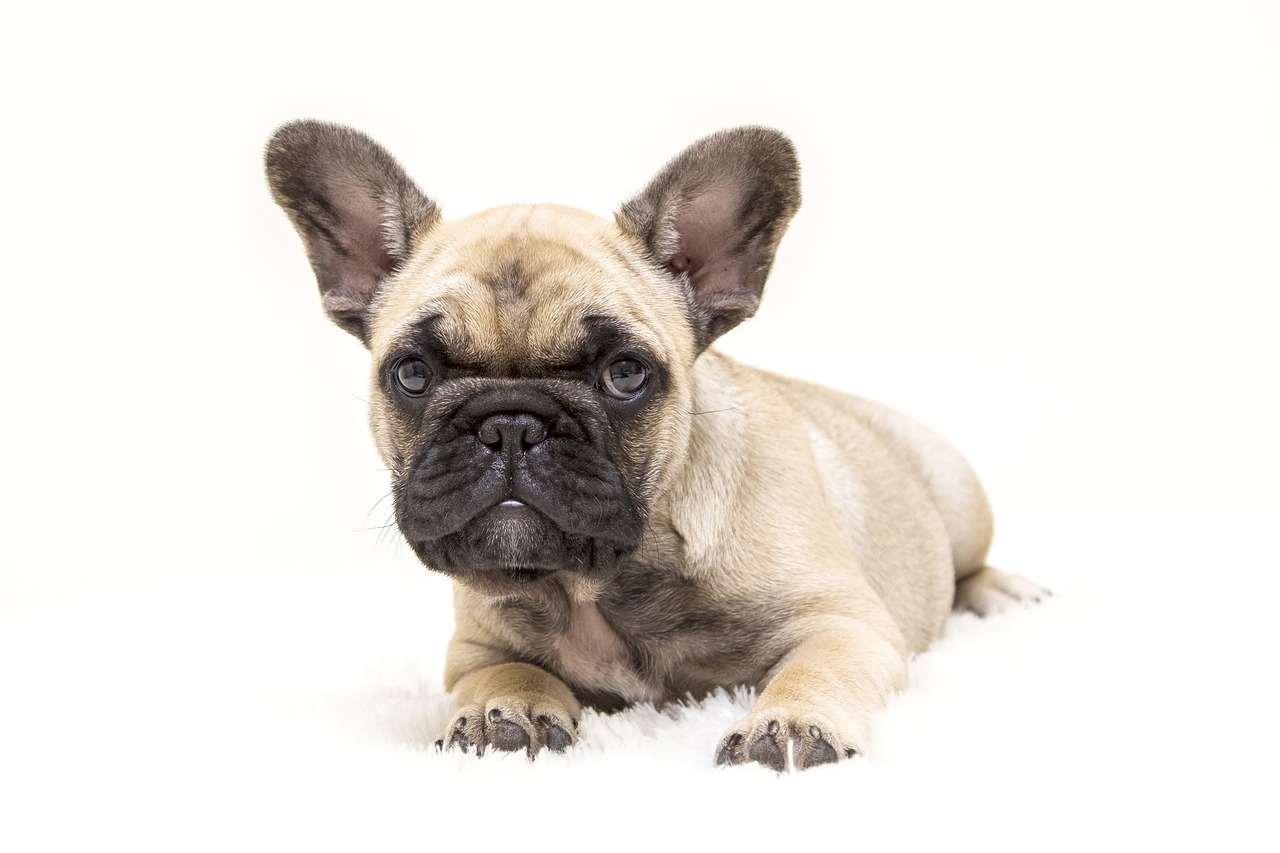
xmin=550 ymin=598 xmax=659 ymax=704
xmin=499 ymin=558 xmax=782 ymax=707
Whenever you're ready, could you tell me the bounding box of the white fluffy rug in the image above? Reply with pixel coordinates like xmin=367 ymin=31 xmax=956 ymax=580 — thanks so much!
xmin=1 ymin=512 xmax=1274 ymax=851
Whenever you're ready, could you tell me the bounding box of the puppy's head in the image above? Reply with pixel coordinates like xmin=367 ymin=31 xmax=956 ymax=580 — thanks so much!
xmin=265 ymin=122 xmax=799 ymax=596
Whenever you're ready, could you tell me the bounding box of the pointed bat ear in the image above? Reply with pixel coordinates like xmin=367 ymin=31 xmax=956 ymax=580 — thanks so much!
xmin=264 ymin=121 xmax=439 ymax=345
xmin=616 ymin=127 xmax=801 ymax=351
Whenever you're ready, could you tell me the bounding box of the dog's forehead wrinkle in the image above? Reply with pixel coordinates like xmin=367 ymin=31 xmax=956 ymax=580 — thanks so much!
xmin=421 ymin=292 xmax=661 ymax=379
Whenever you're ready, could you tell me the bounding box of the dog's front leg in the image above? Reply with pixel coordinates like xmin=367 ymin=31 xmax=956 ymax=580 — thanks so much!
xmin=715 ymin=615 xmax=908 ymax=772
xmin=439 ymin=640 xmax=581 ymax=759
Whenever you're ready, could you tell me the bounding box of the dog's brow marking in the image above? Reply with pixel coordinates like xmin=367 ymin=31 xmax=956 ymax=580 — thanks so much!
xmin=400 ymin=312 xmax=473 ymax=370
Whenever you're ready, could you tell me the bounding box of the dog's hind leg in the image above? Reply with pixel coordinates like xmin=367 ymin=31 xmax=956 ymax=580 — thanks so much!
xmin=953 ymin=565 xmax=1049 ymax=617
xmin=827 ymin=399 xmax=1047 ymax=616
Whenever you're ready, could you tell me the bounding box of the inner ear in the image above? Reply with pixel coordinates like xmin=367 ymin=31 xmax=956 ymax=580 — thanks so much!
xmin=666 ymin=183 xmax=775 ymax=336
xmin=667 ymin=183 xmax=740 ymax=277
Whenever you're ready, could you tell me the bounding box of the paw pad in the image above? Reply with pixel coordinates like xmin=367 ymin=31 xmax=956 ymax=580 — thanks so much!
xmin=489 ymin=717 xmax=531 ymax=753
xmin=747 ymin=726 xmax=786 ymax=772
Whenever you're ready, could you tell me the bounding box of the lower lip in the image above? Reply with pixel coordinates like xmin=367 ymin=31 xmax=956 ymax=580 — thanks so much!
xmin=498 ymin=499 xmax=526 ymax=508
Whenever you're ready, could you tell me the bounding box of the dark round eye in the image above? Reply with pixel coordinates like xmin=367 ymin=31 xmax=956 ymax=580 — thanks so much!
xmin=393 ymin=357 xmax=433 ymax=396
xmin=601 ymin=358 xmax=648 ymax=399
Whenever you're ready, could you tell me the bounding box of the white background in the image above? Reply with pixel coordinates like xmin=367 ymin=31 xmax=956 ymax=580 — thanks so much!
xmin=2 ymin=2 xmax=1278 ymax=848
xmin=3 ymin=0 xmax=1275 ymax=612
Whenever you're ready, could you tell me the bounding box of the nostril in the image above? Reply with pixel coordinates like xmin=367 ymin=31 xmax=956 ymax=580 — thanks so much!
xmin=478 ymin=420 xmax=502 ymax=448
xmin=522 ymin=420 xmax=547 ymax=447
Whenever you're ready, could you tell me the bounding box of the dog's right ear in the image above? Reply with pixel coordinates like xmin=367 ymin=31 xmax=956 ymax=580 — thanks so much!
xmin=265 ymin=121 xmax=438 ymax=345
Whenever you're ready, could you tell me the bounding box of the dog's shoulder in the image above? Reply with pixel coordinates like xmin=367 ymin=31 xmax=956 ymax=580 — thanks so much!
xmin=689 ymin=350 xmax=903 ymax=473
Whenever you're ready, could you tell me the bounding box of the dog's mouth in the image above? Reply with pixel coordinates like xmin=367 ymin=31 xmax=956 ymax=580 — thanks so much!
xmin=400 ymin=494 xmax=634 ymax=590
xmin=499 ymin=566 xmax=556 ymax=583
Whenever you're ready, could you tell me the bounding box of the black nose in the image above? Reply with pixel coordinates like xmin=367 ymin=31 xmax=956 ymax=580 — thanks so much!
xmin=476 ymin=413 xmax=549 ymax=452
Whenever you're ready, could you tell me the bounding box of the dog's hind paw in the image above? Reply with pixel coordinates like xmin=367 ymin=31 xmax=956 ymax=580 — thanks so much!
xmin=953 ymin=565 xmax=1049 ymax=617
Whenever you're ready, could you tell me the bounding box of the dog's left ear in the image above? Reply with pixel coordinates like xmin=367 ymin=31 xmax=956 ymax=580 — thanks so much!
xmin=265 ymin=120 xmax=439 ymax=345
xmin=617 ymin=127 xmax=801 ymax=350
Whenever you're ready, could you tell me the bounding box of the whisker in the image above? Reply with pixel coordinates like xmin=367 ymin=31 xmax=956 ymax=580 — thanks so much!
xmin=690 ymin=405 xmax=745 ymax=416
xmin=357 ymin=492 xmax=395 ymax=529
xmin=374 ymin=512 xmax=399 ymax=552
xmin=356 ymin=517 xmax=398 ymax=535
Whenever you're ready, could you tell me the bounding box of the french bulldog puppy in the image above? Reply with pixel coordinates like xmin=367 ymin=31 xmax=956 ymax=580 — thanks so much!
xmin=265 ymin=122 xmax=1042 ymax=771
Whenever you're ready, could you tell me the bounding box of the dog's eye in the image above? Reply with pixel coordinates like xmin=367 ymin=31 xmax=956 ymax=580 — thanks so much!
xmin=601 ymin=358 xmax=648 ymax=399
xmin=393 ymin=357 xmax=433 ymax=396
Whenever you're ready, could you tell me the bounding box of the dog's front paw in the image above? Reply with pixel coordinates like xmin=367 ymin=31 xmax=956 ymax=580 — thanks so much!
xmin=438 ymin=698 xmax=577 ymax=759
xmin=715 ymin=710 xmax=861 ymax=773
